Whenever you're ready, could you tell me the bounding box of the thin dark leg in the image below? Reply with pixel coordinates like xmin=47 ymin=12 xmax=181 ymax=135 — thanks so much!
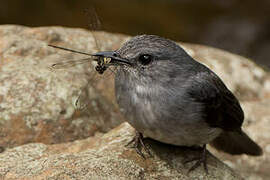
xmin=126 ymin=131 xmax=152 ymax=159
xmin=183 ymin=144 xmax=208 ymax=174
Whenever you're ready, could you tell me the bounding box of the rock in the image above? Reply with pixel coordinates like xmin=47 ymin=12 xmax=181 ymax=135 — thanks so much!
xmin=209 ymin=100 xmax=270 ymax=180
xmin=0 ymin=122 xmax=241 ymax=179
xmin=179 ymin=43 xmax=270 ymax=101
xmin=0 ymin=25 xmax=125 ymax=148
xmin=0 ymin=25 xmax=269 ymax=179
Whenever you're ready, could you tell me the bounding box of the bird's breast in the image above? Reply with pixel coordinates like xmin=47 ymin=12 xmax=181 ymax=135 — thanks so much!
xmin=114 ymin=72 xmax=222 ymax=146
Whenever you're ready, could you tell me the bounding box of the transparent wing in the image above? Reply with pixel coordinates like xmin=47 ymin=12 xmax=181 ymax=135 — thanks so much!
xmin=51 ymin=57 xmax=95 ymax=69
xmin=84 ymin=7 xmax=102 ymax=52
xmin=74 ymin=66 xmax=116 ymax=111
xmin=49 ymin=56 xmax=99 ymax=110
xmin=74 ymin=8 xmax=105 ymax=110
xmin=75 ymin=69 xmax=99 ymax=110
xmin=50 ymin=8 xmax=115 ymax=111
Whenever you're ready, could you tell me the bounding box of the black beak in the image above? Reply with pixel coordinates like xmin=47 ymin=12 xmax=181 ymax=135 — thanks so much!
xmin=93 ymin=51 xmax=132 ymax=66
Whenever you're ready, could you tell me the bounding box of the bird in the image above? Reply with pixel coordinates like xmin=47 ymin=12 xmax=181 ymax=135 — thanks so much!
xmin=92 ymin=35 xmax=263 ymax=173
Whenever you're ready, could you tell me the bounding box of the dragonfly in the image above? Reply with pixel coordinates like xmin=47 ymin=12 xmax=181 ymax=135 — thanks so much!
xmin=49 ymin=44 xmax=118 ymax=110
xmin=49 ymin=44 xmax=111 ymax=74
xmin=49 ymin=8 xmax=118 ymax=110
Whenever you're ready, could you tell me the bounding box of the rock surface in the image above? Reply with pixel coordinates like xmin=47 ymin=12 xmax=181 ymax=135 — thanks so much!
xmin=0 ymin=25 xmax=126 ymax=148
xmin=0 ymin=122 xmax=241 ymax=180
xmin=0 ymin=25 xmax=269 ymax=179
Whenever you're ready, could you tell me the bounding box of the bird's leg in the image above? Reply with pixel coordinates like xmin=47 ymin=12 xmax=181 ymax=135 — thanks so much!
xmin=183 ymin=144 xmax=208 ymax=174
xmin=125 ymin=130 xmax=152 ymax=159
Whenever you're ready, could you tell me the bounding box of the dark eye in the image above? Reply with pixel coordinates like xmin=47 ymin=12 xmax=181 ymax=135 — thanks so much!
xmin=138 ymin=54 xmax=153 ymax=65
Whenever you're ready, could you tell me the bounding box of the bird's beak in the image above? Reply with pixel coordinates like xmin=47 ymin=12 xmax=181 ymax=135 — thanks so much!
xmin=93 ymin=51 xmax=132 ymax=66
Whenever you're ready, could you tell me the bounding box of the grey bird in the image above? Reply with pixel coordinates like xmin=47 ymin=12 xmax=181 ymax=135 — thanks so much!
xmin=93 ymin=35 xmax=263 ymax=172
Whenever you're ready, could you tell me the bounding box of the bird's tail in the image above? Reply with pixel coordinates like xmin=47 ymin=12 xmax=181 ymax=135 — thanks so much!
xmin=211 ymin=130 xmax=263 ymax=156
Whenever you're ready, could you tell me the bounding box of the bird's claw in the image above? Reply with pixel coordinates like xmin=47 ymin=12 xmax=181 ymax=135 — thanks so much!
xmin=183 ymin=144 xmax=208 ymax=174
xmin=126 ymin=131 xmax=152 ymax=159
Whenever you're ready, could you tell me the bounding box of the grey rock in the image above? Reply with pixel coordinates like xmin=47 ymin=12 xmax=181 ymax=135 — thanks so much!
xmin=0 ymin=25 xmax=269 ymax=179
xmin=0 ymin=122 xmax=241 ymax=180
xmin=0 ymin=25 xmax=125 ymax=148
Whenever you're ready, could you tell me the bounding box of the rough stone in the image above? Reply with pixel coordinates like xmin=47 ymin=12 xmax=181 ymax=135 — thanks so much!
xmin=0 ymin=25 xmax=269 ymax=179
xmin=209 ymin=100 xmax=270 ymax=180
xmin=0 ymin=123 xmax=241 ymax=180
xmin=0 ymin=25 xmax=125 ymax=148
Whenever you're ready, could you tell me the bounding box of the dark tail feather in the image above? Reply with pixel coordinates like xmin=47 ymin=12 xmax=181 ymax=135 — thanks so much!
xmin=211 ymin=130 xmax=263 ymax=156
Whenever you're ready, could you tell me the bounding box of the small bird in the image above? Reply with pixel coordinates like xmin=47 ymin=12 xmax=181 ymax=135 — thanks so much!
xmin=93 ymin=35 xmax=263 ymax=173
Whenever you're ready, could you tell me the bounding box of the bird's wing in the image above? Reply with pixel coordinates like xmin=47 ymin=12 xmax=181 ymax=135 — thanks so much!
xmin=187 ymin=71 xmax=244 ymax=131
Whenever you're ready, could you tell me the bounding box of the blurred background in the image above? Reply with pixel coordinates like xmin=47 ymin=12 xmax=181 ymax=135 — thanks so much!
xmin=0 ymin=0 xmax=269 ymax=68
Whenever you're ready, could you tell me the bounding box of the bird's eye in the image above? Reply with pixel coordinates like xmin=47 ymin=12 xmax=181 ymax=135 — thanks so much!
xmin=138 ymin=54 xmax=153 ymax=65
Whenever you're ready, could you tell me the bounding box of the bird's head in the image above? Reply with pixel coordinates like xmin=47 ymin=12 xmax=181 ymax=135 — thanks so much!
xmin=93 ymin=35 xmax=194 ymax=81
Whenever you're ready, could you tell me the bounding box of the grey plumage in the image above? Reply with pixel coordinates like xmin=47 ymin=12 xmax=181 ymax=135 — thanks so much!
xmin=97 ymin=35 xmax=262 ymax=156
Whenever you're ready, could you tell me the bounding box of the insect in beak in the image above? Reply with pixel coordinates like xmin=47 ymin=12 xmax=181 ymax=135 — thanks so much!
xmin=93 ymin=51 xmax=132 ymax=66
xmin=48 ymin=44 xmax=131 ymax=74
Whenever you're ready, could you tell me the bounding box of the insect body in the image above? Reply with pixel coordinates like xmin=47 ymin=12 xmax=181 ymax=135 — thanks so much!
xmin=49 ymin=45 xmax=130 ymax=74
xmin=95 ymin=57 xmax=111 ymax=74
xmin=48 ymin=45 xmax=111 ymax=75
xmin=48 ymin=45 xmax=115 ymax=110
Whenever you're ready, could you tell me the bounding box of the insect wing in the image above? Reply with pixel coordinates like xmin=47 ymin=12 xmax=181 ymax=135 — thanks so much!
xmin=51 ymin=57 xmax=95 ymax=69
xmin=49 ymin=8 xmax=115 ymax=111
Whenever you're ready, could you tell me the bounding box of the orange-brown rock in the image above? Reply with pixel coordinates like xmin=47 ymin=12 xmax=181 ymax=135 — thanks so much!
xmin=0 ymin=123 xmax=241 ymax=179
xmin=0 ymin=25 xmax=269 ymax=179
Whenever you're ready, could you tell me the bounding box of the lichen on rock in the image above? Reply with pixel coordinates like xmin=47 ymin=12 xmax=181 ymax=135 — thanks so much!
xmin=0 ymin=25 xmax=269 ymax=179
xmin=0 ymin=123 xmax=241 ymax=179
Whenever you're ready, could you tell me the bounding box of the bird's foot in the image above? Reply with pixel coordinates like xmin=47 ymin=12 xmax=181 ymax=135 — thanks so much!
xmin=125 ymin=131 xmax=152 ymax=159
xmin=183 ymin=144 xmax=208 ymax=174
